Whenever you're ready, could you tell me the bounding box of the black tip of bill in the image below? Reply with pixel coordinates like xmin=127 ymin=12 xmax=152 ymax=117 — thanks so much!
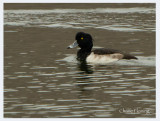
xmin=67 ymin=46 xmax=71 ymax=49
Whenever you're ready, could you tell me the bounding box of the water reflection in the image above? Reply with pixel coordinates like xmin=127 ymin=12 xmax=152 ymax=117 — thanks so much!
xmin=78 ymin=61 xmax=93 ymax=74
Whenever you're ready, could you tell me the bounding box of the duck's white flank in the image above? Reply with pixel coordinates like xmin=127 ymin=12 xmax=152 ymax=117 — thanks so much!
xmin=86 ymin=52 xmax=124 ymax=64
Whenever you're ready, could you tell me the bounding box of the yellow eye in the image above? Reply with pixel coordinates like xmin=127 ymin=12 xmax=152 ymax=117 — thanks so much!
xmin=81 ymin=37 xmax=84 ymax=40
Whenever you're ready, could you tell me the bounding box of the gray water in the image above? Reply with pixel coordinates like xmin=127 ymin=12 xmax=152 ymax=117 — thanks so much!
xmin=4 ymin=4 xmax=155 ymax=118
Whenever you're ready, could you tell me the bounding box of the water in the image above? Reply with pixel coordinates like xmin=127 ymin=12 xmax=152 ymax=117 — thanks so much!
xmin=4 ymin=4 xmax=155 ymax=118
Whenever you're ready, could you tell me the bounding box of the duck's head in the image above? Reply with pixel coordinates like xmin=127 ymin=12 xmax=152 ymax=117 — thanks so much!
xmin=67 ymin=32 xmax=93 ymax=51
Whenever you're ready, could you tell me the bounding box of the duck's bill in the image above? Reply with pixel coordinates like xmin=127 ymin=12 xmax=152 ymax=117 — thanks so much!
xmin=67 ymin=41 xmax=78 ymax=49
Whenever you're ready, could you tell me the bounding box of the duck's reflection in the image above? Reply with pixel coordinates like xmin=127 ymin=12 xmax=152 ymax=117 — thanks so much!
xmin=74 ymin=60 xmax=94 ymax=99
xmin=78 ymin=60 xmax=93 ymax=74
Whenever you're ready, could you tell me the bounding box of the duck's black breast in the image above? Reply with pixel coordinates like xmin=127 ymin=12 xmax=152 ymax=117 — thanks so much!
xmin=77 ymin=49 xmax=91 ymax=61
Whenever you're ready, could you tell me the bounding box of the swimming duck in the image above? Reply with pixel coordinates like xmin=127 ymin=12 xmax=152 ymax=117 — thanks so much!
xmin=67 ymin=32 xmax=137 ymax=64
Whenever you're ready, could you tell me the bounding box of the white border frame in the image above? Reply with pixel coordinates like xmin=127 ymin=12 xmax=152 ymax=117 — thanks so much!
xmin=1 ymin=0 xmax=159 ymax=121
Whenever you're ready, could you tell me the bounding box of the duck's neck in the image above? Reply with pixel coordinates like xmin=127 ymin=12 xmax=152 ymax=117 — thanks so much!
xmin=77 ymin=48 xmax=92 ymax=61
xmin=80 ymin=48 xmax=92 ymax=52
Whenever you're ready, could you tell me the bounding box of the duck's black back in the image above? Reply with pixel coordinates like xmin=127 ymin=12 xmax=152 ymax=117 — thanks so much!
xmin=93 ymin=48 xmax=138 ymax=60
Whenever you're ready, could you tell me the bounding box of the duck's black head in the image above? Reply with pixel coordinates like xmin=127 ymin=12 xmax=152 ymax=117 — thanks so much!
xmin=67 ymin=32 xmax=93 ymax=52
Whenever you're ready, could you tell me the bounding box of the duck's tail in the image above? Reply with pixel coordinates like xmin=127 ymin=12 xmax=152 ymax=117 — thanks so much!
xmin=123 ymin=54 xmax=138 ymax=60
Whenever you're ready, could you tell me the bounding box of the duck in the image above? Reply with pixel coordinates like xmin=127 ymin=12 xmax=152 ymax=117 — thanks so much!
xmin=67 ymin=32 xmax=137 ymax=64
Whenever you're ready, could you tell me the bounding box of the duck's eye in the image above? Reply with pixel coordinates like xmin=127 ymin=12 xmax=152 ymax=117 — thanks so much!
xmin=81 ymin=37 xmax=84 ymax=40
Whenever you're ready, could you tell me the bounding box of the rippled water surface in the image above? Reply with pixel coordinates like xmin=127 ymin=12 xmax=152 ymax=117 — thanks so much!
xmin=4 ymin=4 xmax=155 ymax=118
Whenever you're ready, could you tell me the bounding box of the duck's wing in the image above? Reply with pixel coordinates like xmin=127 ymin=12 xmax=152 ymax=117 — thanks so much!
xmin=93 ymin=48 xmax=121 ymax=55
xmin=92 ymin=48 xmax=138 ymax=60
